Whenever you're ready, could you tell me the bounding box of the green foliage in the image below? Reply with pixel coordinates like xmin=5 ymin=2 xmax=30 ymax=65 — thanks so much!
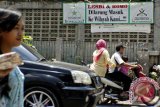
xmin=75 ymin=56 xmax=82 ymax=64
xmin=23 ymin=35 xmax=33 ymax=46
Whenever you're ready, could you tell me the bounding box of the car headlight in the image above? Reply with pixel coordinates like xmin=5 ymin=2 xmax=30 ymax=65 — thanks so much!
xmin=71 ymin=70 xmax=92 ymax=85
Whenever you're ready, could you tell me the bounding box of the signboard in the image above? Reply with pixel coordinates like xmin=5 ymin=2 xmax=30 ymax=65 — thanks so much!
xmin=91 ymin=24 xmax=151 ymax=33
xmin=130 ymin=2 xmax=154 ymax=23
xmin=63 ymin=3 xmax=85 ymax=24
xmin=86 ymin=3 xmax=129 ymax=23
xmin=63 ymin=2 xmax=154 ymax=24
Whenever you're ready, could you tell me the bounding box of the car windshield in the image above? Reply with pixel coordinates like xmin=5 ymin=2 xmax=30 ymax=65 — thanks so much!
xmin=12 ymin=43 xmax=45 ymax=62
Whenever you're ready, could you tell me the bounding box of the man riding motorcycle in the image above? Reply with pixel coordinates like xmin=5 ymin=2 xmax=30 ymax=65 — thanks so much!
xmin=90 ymin=42 xmax=139 ymax=90
xmin=108 ymin=45 xmax=138 ymax=91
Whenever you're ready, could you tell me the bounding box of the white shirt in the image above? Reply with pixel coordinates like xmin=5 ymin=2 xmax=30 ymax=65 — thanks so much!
xmin=109 ymin=52 xmax=124 ymax=73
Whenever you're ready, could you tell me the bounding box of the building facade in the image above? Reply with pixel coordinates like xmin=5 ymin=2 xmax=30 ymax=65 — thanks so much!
xmin=0 ymin=1 xmax=159 ymax=70
xmin=0 ymin=1 xmax=154 ymax=42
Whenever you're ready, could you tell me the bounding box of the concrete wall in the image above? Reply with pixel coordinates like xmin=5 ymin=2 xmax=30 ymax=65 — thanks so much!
xmin=0 ymin=1 xmax=160 ymax=73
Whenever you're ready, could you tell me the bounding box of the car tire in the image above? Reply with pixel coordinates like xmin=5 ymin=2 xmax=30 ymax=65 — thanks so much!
xmin=24 ymin=86 xmax=59 ymax=107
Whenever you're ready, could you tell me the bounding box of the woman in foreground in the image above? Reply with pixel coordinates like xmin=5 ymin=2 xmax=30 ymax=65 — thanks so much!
xmin=0 ymin=9 xmax=24 ymax=107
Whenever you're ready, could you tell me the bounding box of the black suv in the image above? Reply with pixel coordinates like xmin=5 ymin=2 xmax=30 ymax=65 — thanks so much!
xmin=13 ymin=43 xmax=104 ymax=107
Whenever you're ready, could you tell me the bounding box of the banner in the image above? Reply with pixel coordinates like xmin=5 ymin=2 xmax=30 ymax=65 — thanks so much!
xmin=63 ymin=2 xmax=154 ymax=24
xmin=63 ymin=3 xmax=85 ymax=24
xmin=86 ymin=3 xmax=129 ymax=23
xmin=91 ymin=24 xmax=151 ymax=33
xmin=130 ymin=2 xmax=154 ymax=23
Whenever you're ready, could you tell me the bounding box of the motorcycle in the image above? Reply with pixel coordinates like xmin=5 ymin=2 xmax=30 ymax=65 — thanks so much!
xmin=149 ymin=64 xmax=160 ymax=105
xmin=104 ymin=65 xmax=160 ymax=106
xmin=102 ymin=65 xmax=146 ymax=104
xmin=81 ymin=61 xmax=160 ymax=106
xmin=149 ymin=64 xmax=160 ymax=86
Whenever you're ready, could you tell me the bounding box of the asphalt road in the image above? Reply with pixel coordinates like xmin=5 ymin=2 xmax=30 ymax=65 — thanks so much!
xmin=97 ymin=105 xmax=145 ymax=107
xmin=97 ymin=100 xmax=160 ymax=107
xmin=97 ymin=104 xmax=159 ymax=107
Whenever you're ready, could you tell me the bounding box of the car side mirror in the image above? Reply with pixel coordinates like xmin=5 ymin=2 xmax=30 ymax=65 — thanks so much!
xmin=31 ymin=46 xmax=37 ymax=51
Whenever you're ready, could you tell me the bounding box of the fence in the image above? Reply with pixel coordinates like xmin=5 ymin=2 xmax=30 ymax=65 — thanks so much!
xmin=32 ymin=40 xmax=153 ymax=64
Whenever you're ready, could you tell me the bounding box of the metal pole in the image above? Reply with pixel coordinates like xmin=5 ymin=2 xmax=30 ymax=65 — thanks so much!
xmin=154 ymin=0 xmax=160 ymax=51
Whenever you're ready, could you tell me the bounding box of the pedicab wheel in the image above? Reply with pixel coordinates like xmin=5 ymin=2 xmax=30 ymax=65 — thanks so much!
xmin=136 ymin=82 xmax=160 ymax=106
xmin=142 ymin=88 xmax=160 ymax=106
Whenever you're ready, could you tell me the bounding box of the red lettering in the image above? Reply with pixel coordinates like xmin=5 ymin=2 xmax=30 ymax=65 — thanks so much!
xmin=112 ymin=5 xmax=128 ymax=8
xmin=88 ymin=4 xmax=105 ymax=9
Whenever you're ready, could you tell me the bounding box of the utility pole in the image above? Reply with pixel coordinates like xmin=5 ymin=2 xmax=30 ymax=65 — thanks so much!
xmin=75 ymin=0 xmax=90 ymax=64
xmin=154 ymin=0 xmax=160 ymax=51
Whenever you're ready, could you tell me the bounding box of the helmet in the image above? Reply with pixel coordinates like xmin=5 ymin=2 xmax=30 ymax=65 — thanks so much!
xmin=150 ymin=72 xmax=158 ymax=80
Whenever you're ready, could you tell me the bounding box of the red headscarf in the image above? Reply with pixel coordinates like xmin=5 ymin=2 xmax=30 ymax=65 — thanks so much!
xmin=94 ymin=39 xmax=107 ymax=62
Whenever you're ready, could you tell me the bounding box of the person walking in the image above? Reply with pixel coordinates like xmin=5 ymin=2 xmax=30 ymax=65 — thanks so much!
xmin=0 ymin=9 xmax=24 ymax=107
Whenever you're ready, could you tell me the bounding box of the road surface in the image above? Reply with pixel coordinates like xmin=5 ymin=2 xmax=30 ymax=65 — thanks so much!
xmin=97 ymin=100 xmax=160 ymax=107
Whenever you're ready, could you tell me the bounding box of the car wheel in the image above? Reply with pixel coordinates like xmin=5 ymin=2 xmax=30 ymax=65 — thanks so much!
xmin=24 ymin=86 xmax=59 ymax=107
